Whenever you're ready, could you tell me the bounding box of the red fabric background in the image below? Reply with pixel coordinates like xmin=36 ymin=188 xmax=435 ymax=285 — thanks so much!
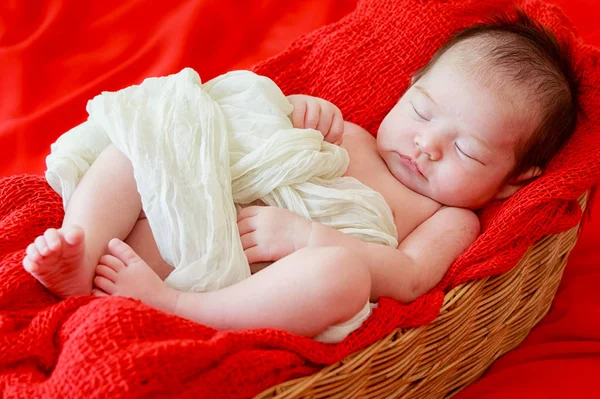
xmin=1 ymin=0 xmax=598 ymax=397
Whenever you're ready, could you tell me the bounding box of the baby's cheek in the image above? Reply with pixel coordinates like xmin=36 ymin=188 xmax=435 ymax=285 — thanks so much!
xmin=438 ymin=169 xmax=475 ymax=198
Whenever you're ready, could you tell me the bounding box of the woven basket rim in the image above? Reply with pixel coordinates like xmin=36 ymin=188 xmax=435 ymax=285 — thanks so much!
xmin=256 ymin=194 xmax=587 ymax=399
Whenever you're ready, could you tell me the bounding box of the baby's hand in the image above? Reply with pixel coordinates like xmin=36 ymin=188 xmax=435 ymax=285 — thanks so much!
xmin=237 ymin=206 xmax=312 ymax=264
xmin=287 ymin=94 xmax=344 ymax=145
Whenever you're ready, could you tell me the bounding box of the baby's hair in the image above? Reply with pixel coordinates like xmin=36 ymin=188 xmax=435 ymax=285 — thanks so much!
xmin=412 ymin=9 xmax=581 ymax=180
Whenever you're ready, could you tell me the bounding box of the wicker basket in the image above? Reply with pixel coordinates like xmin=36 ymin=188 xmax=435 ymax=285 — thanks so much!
xmin=256 ymin=194 xmax=587 ymax=399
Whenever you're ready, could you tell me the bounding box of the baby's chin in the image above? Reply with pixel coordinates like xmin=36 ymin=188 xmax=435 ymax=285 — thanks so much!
xmin=430 ymin=191 xmax=492 ymax=210
xmin=389 ymin=168 xmax=443 ymax=205
xmin=413 ymin=188 xmax=445 ymax=206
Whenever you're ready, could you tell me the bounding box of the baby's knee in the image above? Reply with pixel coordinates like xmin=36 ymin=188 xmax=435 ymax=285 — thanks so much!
xmin=307 ymin=247 xmax=371 ymax=318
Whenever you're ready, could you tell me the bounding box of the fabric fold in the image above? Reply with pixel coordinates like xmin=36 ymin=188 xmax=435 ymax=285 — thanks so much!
xmin=46 ymin=68 xmax=398 ymax=293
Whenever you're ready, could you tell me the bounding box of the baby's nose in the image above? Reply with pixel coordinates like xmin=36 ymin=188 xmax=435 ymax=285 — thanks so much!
xmin=414 ymin=135 xmax=442 ymax=161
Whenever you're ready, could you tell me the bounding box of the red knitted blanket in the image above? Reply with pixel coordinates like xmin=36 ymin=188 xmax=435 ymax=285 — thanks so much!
xmin=1 ymin=0 xmax=598 ymax=398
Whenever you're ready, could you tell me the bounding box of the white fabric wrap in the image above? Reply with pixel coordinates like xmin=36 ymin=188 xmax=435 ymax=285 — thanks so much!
xmin=45 ymin=68 xmax=398 ymax=293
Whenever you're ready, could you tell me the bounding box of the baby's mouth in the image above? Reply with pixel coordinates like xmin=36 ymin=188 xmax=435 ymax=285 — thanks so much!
xmin=397 ymin=153 xmax=425 ymax=178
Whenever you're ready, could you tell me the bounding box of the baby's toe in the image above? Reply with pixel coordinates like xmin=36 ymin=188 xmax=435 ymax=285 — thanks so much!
xmin=26 ymin=243 xmax=40 ymax=261
xmin=34 ymin=236 xmax=49 ymax=256
xmin=108 ymin=239 xmax=142 ymax=266
xmin=96 ymin=264 xmax=117 ymax=281
xmin=92 ymin=288 xmax=109 ymax=297
xmin=99 ymin=254 xmax=126 ymax=272
xmin=23 ymin=256 xmax=38 ymax=273
xmin=43 ymin=229 xmax=61 ymax=251
xmin=94 ymin=276 xmax=116 ymax=295
xmin=63 ymin=226 xmax=85 ymax=246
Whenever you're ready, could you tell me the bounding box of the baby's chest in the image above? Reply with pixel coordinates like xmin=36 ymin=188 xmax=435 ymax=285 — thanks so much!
xmin=341 ymin=127 xmax=440 ymax=242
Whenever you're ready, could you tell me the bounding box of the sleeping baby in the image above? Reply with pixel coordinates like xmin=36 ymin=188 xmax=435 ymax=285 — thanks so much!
xmin=22 ymin=11 xmax=579 ymax=343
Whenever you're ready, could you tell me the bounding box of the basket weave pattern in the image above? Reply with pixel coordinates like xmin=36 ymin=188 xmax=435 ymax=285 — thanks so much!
xmin=257 ymin=196 xmax=587 ymax=399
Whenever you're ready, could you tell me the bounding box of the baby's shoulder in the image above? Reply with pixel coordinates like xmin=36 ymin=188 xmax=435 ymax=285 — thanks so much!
xmin=430 ymin=206 xmax=480 ymax=238
xmin=343 ymin=121 xmax=374 ymax=140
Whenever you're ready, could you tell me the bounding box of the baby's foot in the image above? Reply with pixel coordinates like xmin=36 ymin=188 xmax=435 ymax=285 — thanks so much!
xmin=93 ymin=239 xmax=179 ymax=314
xmin=22 ymin=226 xmax=93 ymax=297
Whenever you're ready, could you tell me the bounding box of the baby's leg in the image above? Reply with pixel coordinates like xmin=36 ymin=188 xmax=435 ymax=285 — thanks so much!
xmin=23 ymin=144 xmax=144 ymax=297
xmin=94 ymin=240 xmax=371 ymax=339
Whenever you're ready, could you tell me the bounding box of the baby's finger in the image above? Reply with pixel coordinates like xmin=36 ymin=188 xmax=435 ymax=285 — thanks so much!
xmin=244 ymin=246 xmax=266 ymax=264
xmin=291 ymin=100 xmax=307 ymax=129
xmin=304 ymin=102 xmax=321 ymax=130
xmin=328 ymin=113 xmax=345 ymax=145
xmin=237 ymin=217 xmax=255 ymax=236
xmin=237 ymin=206 xmax=261 ymax=222
xmin=316 ymin=108 xmax=335 ymax=140
xmin=239 ymin=232 xmax=257 ymax=250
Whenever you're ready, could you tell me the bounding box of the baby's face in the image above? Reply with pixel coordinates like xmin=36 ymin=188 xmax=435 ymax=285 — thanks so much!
xmin=377 ymin=52 xmax=533 ymax=209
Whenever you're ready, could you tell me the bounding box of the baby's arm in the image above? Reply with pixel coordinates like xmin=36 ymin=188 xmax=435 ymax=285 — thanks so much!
xmin=308 ymin=207 xmax=480 ymax=302
xmin=287 ymin=94 xmax=344 ymax=145
xmin=238 ymin=205 xmax=479 ymax=303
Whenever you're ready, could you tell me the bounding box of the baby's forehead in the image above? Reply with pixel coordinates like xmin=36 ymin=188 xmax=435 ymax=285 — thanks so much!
xmin=437 ymin=38 xmax=511 ymax=82
xmin=432 ymin=40 xmax=539 ymax=109
xmin=418 ymin=50 xmax=539 ymax=148
xmin=442 ymin=34 xmax=508 ymax=62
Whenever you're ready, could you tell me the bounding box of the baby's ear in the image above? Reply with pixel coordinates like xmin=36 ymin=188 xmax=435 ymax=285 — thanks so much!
xmin=495 ymin=166 xmax=542 ymax=200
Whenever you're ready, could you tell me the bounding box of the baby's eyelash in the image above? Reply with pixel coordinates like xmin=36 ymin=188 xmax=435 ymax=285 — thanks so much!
xmin=455 ymin=144 xmax=485 ymax=165
xmin=411 ymin=104 xmax=429 ymax=121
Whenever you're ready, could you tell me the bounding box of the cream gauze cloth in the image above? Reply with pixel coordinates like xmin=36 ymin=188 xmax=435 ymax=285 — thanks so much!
xmin=45 ymin=68 xmax=399 ymax=293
